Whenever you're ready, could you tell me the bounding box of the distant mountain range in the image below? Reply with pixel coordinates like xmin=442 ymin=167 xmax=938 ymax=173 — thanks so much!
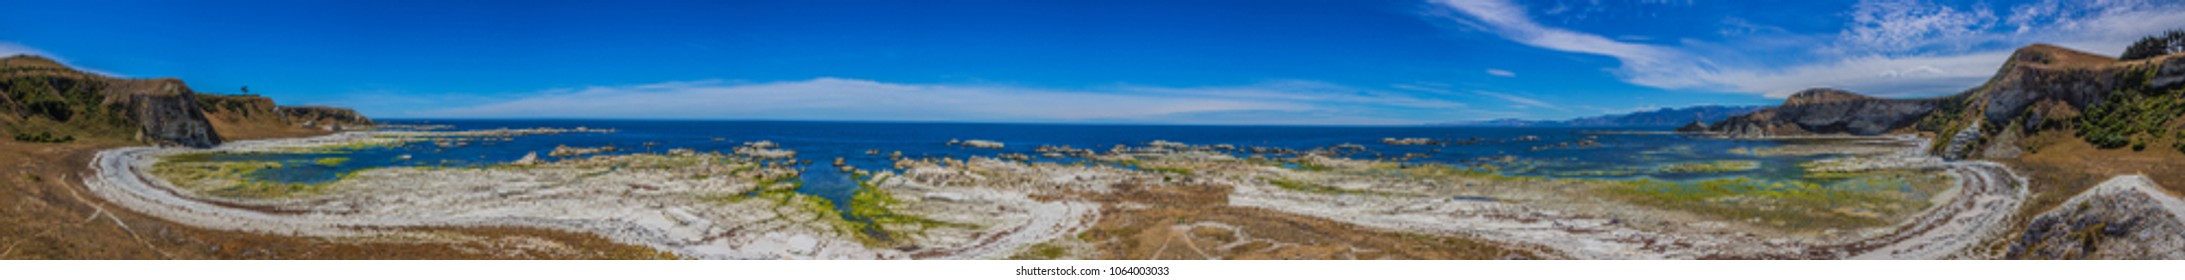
xmin=1443 ymin=105 xmax=1770 ymax=127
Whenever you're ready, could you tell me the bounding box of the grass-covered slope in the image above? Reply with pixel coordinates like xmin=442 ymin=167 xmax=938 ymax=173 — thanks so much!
xmin=2 ymin=55 xmax=374 ymax=146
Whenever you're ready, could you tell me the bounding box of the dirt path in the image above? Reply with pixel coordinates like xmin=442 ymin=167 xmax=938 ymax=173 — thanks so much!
xmin=1841 ymin=162 xmax=2026 ymax=259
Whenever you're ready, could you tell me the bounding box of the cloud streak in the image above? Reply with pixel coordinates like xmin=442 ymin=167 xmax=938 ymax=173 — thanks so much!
xmin=1428 ymin=0 xmax=2185 ymax=98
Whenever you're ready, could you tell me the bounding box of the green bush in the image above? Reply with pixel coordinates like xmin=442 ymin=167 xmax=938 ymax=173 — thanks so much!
xmin=2077 ymin=87 xmax=2185 ymax=149
xmin=12 ymin=131 xmax=74 ymax=143
xmin=2175 ymin=131 xmax=2185 ymax=154
xmin=2121 ymin=29 xmax=2185 ymax=61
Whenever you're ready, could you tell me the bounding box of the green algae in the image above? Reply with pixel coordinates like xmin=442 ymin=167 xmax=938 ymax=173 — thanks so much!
xmin=1656 ymin=160 xmax=1760 ymax=174
xmin=153 ymin=152 xmax=355 ymax=199
xmin=313 ymin=157 xmax=350 ymax=166
xmin=284 ymin=138 xmax=420 ymax=153
xmin=1599 ymin=173 xmax=1945 ymax=230
xmin=1263 ymin=177 xmax=1396 ymax=196
xmin=844 ymin=173 xmax=976 ymax=247
xmin=1009 ymin=243 xmax=1070 ymax=260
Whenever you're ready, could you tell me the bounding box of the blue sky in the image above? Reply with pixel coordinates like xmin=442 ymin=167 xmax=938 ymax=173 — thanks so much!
xmin=5 ymin=0 xmax=2183 ymax=124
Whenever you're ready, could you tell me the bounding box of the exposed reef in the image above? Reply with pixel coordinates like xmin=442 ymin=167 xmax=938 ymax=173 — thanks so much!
xmin=84 ymin=128 xmax=2036 ymax=259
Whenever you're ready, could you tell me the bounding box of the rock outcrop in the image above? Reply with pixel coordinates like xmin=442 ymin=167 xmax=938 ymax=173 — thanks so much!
xmin=2007 ymin=176 xmax=2185 ymax=259
xmin=955 ymin=139 xmax=1005 ymax=149
xmin=1674 ymin=120 xmax=1709 ymax=133
xmin=1711 ymin=88 xmax=1942 ymax=137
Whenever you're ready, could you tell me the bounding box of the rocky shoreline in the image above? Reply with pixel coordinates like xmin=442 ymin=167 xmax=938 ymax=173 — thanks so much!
xmin=79 ymin=127 xmax=2056 ymax=259
xmin=85 ymin=130 xmax=1099 ymax=259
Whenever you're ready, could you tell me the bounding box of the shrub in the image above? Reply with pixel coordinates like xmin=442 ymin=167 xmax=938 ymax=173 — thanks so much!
xmin=2078 ymin=87 xmax=2185 ymax=149
xmin=2175 ymin=131 xmax=2185 ymax=154
xmin=2121 ymin=29 xmax=2185 ymax=61
xmin=12 ymin=131 xmax=74 ymax=143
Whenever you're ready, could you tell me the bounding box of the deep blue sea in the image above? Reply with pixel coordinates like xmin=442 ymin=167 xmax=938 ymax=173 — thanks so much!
xmin=198 ymin=120 xmax=1823 ymax=212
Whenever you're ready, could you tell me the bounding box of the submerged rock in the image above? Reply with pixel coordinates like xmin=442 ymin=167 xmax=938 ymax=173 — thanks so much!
xmin=958 ymin=139 xmax=1005 ymax=149
xmin=1147 ymin=140 xmax=1189 ymax=149
xmin=1381 ymin=137 xmax=1442 ymax=145
xmin=513 ymin=152 xmax=542 ymax=165
xmin=747 ymin=140 xmax=779 ymax=149
xmin=549 ymin=145 xmax=615 ymax=157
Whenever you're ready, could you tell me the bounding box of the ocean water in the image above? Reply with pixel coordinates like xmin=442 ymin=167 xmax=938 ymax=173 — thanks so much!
xmin=192 ymin=120 xmax=1828 ymax=212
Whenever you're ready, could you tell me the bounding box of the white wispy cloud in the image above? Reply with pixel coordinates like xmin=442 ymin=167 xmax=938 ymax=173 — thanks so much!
xmin=1472 ymin=90 xmax=1556 ymax=109
xmin=405 ymin=78 xmax=1463 ymax=125
xmin=1486 ymin=68 xmax=1516 ymax=77
xmin=1427 ymin=0 xmax=1719 ymax=92
xmin=1115 ymin=80 xmax=1469 ymax=110
xmin=1835 ymin=0 xmax=1998 ymax=55
xmin=1390 ymin=83 xmax=1556 ymax=110
xmin=1427 ymin=0 xmax=2185 ymax=98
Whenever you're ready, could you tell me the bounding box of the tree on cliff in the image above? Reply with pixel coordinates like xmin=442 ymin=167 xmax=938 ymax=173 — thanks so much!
xmin=2121 ymin=29 xmax=2185 ymax=61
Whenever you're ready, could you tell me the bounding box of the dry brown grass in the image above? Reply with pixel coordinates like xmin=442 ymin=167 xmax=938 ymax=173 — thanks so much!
xmin=1980 ymin=127 xmax=2185 ymax=256
xmin=201 ymin=112 xmax=331 ymax=141
xmin=2015 ymin=44 xmax=2120 ymax=69
xmin=1072 ymin=183 xmax=1533 ymax=260
xmin=2007 ymin=129 xmax=2185 ymax=206
xmin=0 ymin=140 xmax=674 ymax=259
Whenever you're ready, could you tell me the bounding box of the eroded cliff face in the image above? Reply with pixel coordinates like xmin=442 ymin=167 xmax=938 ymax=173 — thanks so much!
xmin=1975 ymin=45 xmax=2123 ymax=128
xmin=109 ymin=79 xmax=221 ymax=147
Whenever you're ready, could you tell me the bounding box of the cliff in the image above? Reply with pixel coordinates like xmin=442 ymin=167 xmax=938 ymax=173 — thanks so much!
xmin=1709 ymin=44 xmax=2185 ymax=159
xmin=281 ymin=105 xmax=374 ymax=129
xmin=196 ymin=94 xmax=374 ymax=140
xmin=2 ymin=55 xmax=368 ymax=147
xmin=1710 ymin=89 xmax=1943 ymax=137
xmin=111 ymin=78 xmax=221 ymax=147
